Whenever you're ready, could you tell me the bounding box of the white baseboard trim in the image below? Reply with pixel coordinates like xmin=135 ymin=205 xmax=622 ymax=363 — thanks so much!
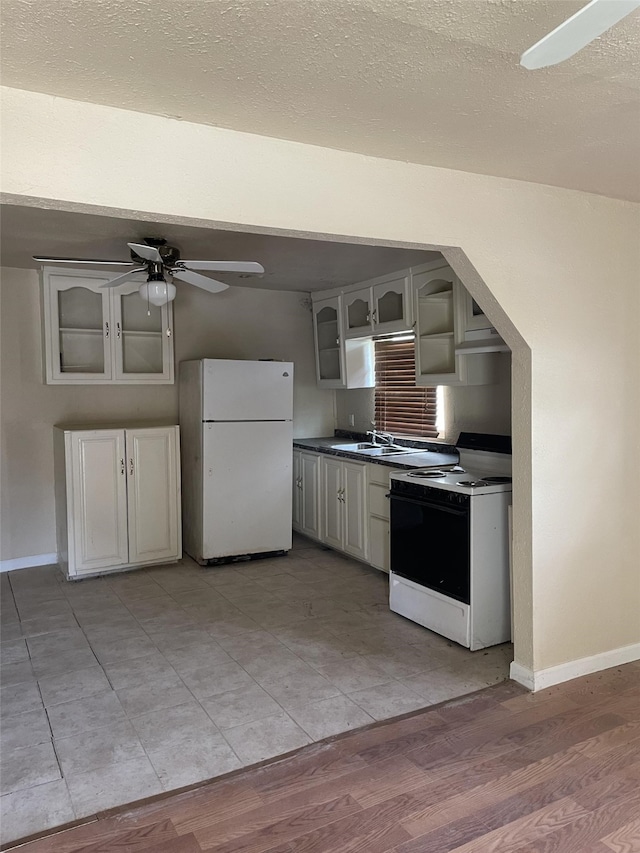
xmin=509 ymin=661 xmax=535 ymax=690
xmin=0 ymin=553 xmax=58 ymax=573
xmin=510 ymin=642 xmax=640 ymax=692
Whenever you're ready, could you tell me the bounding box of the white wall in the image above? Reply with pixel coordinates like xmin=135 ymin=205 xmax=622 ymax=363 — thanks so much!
xmin=2 ymin=87 xmax=639 ymax=683
xmin=0 ymin=265 xmax=333 ymax=562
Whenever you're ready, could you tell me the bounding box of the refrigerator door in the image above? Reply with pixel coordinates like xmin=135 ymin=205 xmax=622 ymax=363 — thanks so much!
xmin=202 ymin=420 xmax=293 ymax=559
xmin=202 ymin=359 xmax=293 ymax=422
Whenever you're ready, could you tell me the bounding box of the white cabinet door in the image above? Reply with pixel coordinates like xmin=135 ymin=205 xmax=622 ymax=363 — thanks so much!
xmin=293 ymin=451 xmax=320 ymax=538
xmin=300 ymin=453 xmax=320 ymax=539
xmin=112 ymin=285 xmax=174 ymax=384
xmin=342 ymin=461 xmax=367 ymax=560
xmin=372 ymin=272 xmax=412 ymax=335
xmin=68 ymin=430 xmax=128 ymax=575
xmin=44 ymin=271 xmax=113 ymax=383
xmin=126 ymin=427 xmax=180 ymax=565
xmin=320 ymin=457 xmax=367 ymax=559
xmin=321 ymin=456 xmax=343 ymax=550
xmin=313 ymin=297 xmax=345 ymax=389
xmin=343 ymin=288 xmax=372 ymax=338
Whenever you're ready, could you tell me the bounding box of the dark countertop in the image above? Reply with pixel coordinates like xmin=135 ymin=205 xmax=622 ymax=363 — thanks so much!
xmin=293 ymin=436 xmax=459 ymax=470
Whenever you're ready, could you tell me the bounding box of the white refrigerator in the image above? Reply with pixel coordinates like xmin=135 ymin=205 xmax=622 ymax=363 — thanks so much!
xmin=179 ymin=359 xmax=294 ymax=564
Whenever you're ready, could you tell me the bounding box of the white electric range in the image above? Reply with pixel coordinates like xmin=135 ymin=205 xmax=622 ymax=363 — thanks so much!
xmin=388 ymin=433 xmax=512 ymax=651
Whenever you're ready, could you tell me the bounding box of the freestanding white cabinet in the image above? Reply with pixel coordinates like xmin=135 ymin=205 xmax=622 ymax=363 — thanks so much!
xmin=54 ymin=425 xmax=181 ymax=578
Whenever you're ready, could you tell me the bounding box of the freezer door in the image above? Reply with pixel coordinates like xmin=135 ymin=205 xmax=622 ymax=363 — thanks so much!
xmin=202 ymin=421 xmax=293 ymax=559
xmin=202 ymin=359 xmax=293 ymax=421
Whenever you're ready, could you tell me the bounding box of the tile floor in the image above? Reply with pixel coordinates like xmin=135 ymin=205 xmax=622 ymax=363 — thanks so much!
xmin=0 ymin=534 xmax=512 ymax=846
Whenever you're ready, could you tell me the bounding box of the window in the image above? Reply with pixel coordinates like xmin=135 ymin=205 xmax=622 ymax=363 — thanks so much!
xmin=374 ymin=337 xmax=438 ymax=437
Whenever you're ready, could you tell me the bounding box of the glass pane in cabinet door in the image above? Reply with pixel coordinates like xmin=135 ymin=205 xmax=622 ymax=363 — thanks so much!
xmin=120 ymin=292 xmax=164 ymax=374
xmin=58 ymin=288 xmax=105 ymax=373
xmin=347 ymin=298 xmax=369 ymax=331
xmin=377 ymin=290 xmax=403 ymax=324
xmin=319 ymin=349 xmax=340 ymax=380
xmin=315 ymin=306 xmax=341 ymax=380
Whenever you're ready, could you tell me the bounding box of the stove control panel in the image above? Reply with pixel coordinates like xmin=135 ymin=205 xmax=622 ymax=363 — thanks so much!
xmin=390 ymin=479 xmax=470 ymax=506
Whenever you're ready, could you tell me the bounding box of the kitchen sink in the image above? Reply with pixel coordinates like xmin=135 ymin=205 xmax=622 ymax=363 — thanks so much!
xmin=331 ymin=442 xmax=423 ymax=456
xmin=331 ymin=442 xmax=378 ymax=451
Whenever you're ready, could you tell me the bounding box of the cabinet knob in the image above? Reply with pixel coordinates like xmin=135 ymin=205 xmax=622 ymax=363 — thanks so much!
xmin=116 ymin=322 xmax=121 ymax=339
xmin=129 ymin=458 xmax=134 ymax=476
xmin=120 ymin=458 xmax=125 ymax=475
xmin=105 ymin=321 xmax=109 ymax=338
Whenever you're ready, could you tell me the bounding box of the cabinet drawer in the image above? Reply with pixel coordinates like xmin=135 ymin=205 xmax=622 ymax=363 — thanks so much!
xmin=368 ymin=463 xmax=391 ymax=486
xmin=369 ymin=482 xmax=390 ymax=519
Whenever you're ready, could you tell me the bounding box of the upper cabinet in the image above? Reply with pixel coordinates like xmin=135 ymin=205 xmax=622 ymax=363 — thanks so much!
xmin=312 ymin=259 xmax=505 ymax=389
xmin=343 ymin=270 xmax=412 ymax=338
xmin=312 ymin=296 xmax=374 ymax=390
xmin=412 ymin=262 xmax=498 ymax=386
xmin=42 ymin=268 xmax=174 ymax=385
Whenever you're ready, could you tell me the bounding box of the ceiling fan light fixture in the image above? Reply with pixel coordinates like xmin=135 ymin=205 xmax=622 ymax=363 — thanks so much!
xmin=138 ymin=278 xmax=177 ymax=307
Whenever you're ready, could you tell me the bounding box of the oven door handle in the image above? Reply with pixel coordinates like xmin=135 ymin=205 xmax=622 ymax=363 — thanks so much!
xmin=390 ymin=493 xmax=468 ymax=517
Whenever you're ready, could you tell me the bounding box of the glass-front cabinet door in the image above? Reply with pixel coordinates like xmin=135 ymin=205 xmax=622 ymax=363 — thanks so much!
xmin=372 ymin=271 xmax=411 ymax=334
xmin=112 ymin=284 xmax=173 ymax=383
xmin=312 ymin=297 xmax=345 ymax=388
xmin=343 ymin=289 xmax=372 ymax=339
xmin=341 ymin=270 xmax=412 ymax=340
xmin=45 ymin=272 xmax=113 ymax=382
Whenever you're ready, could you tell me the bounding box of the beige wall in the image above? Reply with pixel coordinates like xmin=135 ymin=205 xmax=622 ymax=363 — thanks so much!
xmin=335 ymin=353 xmax=511 ymax=441
xmin=0 ymin=265 xmax=333 ymax=562
xmin=2 ymin=87 xmax=640 ymax=680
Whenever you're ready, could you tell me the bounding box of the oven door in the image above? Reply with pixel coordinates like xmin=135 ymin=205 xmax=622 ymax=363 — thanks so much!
xmin=390 ymin=490 xmax=470 ymax=604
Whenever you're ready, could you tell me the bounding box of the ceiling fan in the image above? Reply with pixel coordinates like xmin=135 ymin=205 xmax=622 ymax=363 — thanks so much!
xmin=33 ymin=238 xmax=265 ymax=306
xmin=520 ymin=0 xmax=640 ymax=69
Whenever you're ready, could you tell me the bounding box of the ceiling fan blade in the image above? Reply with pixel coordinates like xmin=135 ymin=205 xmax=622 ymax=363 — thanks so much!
xmin=99 ymin=268 xmax=147 ymax=288
xmin=179 ymin=261 xmax=265 ymax=274
xmin=171 ymin=268 xmax=229 ymax=293
xmin=33 ymin=255 xmax=134 ymax=266
xmin=520 ymin=0 xmax=640 ymax=69
xmin=127 ymin=242 xmax=163 ymax=263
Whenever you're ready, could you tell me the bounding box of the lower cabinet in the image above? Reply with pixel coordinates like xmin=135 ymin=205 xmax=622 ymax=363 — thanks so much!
xmin=320 ymin=456 xmax=368 ymax=561
xmin=293 ymin=450 xmax=384 ymax=569
xmin=368 ymin=463 xmax=391 ymax=572
xmin=292 ymin=450 xmax=321 ymax=539
xmin=54 ymin=425 xmax=181 ymax=578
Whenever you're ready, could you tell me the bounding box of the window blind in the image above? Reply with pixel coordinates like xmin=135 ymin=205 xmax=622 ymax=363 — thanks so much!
xmin=374 ymin=338 xmax=438 ymax=438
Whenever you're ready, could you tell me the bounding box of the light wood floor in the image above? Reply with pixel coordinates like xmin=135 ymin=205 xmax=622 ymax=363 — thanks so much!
xmin=8 ymin=661 xmax=640 ymax=853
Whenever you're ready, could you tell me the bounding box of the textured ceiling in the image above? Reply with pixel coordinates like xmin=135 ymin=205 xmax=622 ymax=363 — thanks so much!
xmin=1 ymin=0 xmax=639 ymax=201
xmin=0 ymin=205 xmax=439 ymax=292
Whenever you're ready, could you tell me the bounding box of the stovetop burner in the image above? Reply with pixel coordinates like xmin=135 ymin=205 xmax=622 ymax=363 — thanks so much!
xmin=408 ymin=470 xmax=451 ymax=478
xmin=481 ymin=476 xmax=512 ymax=484
xmin=456 ymin=480 xmax=489 ymax=487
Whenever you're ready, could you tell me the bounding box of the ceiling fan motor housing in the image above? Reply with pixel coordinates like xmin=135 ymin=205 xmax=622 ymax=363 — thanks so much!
xmin=130 ymin=238 xmax=181 ymax=268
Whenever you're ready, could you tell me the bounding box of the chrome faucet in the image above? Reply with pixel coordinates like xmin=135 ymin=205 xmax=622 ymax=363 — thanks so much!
xmin=366 ymin=428 xmax=395 ymax=446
